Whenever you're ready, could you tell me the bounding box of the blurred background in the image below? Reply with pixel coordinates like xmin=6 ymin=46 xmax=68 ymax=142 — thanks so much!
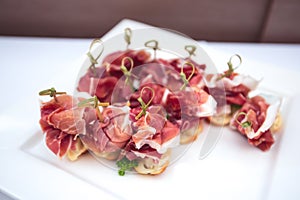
xmin=0 ymin=0 xmax=299 ymax=43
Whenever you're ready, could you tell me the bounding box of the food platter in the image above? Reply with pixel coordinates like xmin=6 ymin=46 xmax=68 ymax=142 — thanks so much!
xmin=1 ymin=19 xmax=298 ymax=200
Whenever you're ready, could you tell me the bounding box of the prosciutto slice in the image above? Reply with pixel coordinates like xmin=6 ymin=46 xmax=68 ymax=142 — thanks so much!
xmin=205 ymin=73 xmax=259 ymax=106
xmin=120 ymin=141 xmax=163 ymax=161
xmin=230 ymin=96 xmax=280 ymax=151
xmin=132 ymin=106 xmax=180 ymax=154
xmin=118 ymin=105 xmax=179 ymax=162
xmin=103 ymin=50 xmax=150 ymax=70
xmin=39 ymin=95 xmax=86 ymax=158
xmin=165 ymin=87 xmax=216 ymax=119
xmin=100 ymin=49 xmax=151 ymax=79
xmin=80 ymin=106 xmax=133 ymax=155
xmin=167 ymin=58 xmax=206 ymax=78
xmin=176 ymin=115 xmax=202 ymax=134
xmin=77 ymin=73 xmax=118 ymax=103
xmin=137 ymin=61 xmax=170 ymax=87
xmin=77 ymin=49 xmax=151 ymax=103
xmin=156 ymin=58 xmax=206 ymax=91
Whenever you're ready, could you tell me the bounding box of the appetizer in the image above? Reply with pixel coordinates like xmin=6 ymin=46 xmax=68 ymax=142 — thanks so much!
xmin=77 ymin=29 xmax=151 ymax=103
xmin=75 ymin=29 xmax=216 ymax=175
xmin=38 ymin=88 xmax=87 ymax=161
xmin=205 ymin=54 xmax=259 ymax=126
xmin=230 ymin=95 xmax=282 ymax=151
xmin=71 ymin=95 xmax=126 ymax=161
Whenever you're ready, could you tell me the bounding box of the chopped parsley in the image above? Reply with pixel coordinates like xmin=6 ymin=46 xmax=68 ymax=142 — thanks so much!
xmin=116 ymin=157 xmax=138 ymax=176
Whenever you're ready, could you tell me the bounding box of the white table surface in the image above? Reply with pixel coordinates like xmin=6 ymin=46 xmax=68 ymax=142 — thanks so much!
xmin=1 ymin=19 xmax=300 ymax=200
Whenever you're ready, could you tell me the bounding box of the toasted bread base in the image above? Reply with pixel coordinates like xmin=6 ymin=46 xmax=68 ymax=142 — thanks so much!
xmin=134 ymin=149 xmax=171 ymax=175
xmin=93 ymin=150 xmax=121 ymax=161
xmin=180 ymin=120 xmax=203 ymax=144
xmin=270 ymin=113 xmax=283 ymax=133
xmin=208 ymin=114 xmax=231 ymax=126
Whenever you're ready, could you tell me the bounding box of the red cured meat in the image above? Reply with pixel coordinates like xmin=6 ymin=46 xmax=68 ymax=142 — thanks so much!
xmin=77 ymin=50 xmax=151 ymax=103
xmin=94 ymin=76 xmax=118 ymax=102
xmin=120 ymin=105 xmax=179 ymax=161
xmin=226 ymin=93 xmax=247 ymax=106
xmin=102 ymin=49 xmax=151 ymax=78
xmin=165 ymin=89 xmax=209 ymax=119
xmin=168 ymin=58 xmax=206 ymax=78
xmin=121 ymin=141 xmax=163 ymax=161
xmin=39 ymin=95 xmax=85 ymax=158
xmin=80 ymin=107 xmax=133 ymax=154
xmin=78 ymin=74 xmax=118 ymax=103
xmin=248 ymin=130 xmax=274 ymax=151
xmin=103 ymin=49 xmax=151 ymax=69
xmin=231 ymin=96 xmax=274 ymax=151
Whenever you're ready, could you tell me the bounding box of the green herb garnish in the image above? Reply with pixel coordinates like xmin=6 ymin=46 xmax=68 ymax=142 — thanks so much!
xmin=116 ymin=157 xmax=138 ymax=176
xmin=241 ymin=121 xmax=252 ymax=128
xmin=166 ymin=113 xmax=170 ymax=120
xmin=235 ymin=111 xmax=252 ymax=129
xmin=230 ymin=104 xmax=242 ymax=114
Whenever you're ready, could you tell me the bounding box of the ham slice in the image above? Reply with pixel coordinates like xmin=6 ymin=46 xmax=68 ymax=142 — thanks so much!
xmin=80 ymin=106 xmax=133 ymax=154
xmin=137 ymin=62 xmax=169 ymax=87
xmin=205 ymin=73 xmax=259 ymax=116
xmin=77 ymin=49 xmax=151 ymax=103
xmin=39 ymin=95 xmax=86 ymax=158
xmin=118 ymin=105 xmax=179 ymax=162
xmin=165 ymin=88 xmax=216 ymax=119
xmin=48 ymin=109 xmax=84 ymax=135
xmin=132 ymin=106 xmax=180 ymax=154
xmin=168 ymin=58 xmax=206 ymax=78
xmin=121 ymin=141 xmax=163 ymax=161
xmin=78 ymin=74 xmax=118 ymax=103
xmin=230 ymin=95 xmax=280 ymax=151
xmin=45 ymin=128 xmax=72 ymax=157
xmin=103 ymin=49 xmax=151 ymax=71
xmin=157 ymin=58 xmax=206 ymax=91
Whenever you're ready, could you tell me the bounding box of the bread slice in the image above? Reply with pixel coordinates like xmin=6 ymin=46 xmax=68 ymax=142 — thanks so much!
xmin=180 ymin=120 xmax=203 ymax=144
xmin=270 ymin=112 xmax=283 ymax=133
xmin=134 ymin=149 xmax=171 ymax=175
xmin=93 ymin=150 xmax=121 ymax=161
xmin=208 ymin=114 xmax=231 ymax=126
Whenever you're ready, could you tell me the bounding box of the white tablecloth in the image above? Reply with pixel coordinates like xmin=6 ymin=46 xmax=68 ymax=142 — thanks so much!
xmin=1 ymin=19 xmax=300 ymax=200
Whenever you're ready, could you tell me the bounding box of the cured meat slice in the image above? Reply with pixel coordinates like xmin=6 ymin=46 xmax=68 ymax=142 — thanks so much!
xmin=118 ymin=105 xmax=179 ymax=165
xmin=78 ymin=74 xmax=118 ymax=103
xmin=39 ymin=95 xmax=86 ymax=159
xmin=80 ymin=106 xmax=133 ymax=158
xmin=165 ymin=88 xmax=216 ymax=119
xmin=205 ymin=73 xmax=259 ymax=107
xmin=132 ymin=106 xmax=180 ymax=154
xmin=230 ymin=95 xmax=280 ymax=151
xmin=103 ymin=49 xmax=151 ymax=72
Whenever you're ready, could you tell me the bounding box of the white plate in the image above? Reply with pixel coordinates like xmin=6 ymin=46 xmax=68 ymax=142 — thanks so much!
xmin=1 ymin=19 xmax=300 ymax=200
